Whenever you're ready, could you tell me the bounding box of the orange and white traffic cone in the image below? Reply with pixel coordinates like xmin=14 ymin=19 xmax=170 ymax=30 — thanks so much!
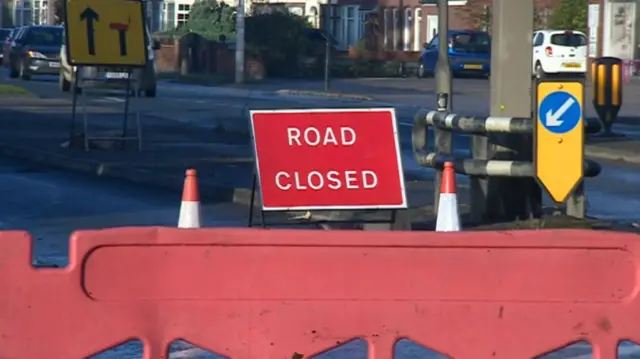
xmin=435 ymin=161 xmax=461 ymax=232
xmin=178 ymin=169 xmax=201 ymax=228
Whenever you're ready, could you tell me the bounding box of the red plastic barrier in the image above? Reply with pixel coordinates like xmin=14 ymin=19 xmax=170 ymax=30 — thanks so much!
xmin=0 ymin=228 xmax=639 ymax=359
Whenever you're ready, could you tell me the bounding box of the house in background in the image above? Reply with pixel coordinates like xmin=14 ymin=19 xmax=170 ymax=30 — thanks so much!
xmin=0 ymin=0 xmax=51 ymax=27
xmin=153 ymin=0 xmax=325 ymax=33
xmin=317 ymin=0 xmax=608 ymax=56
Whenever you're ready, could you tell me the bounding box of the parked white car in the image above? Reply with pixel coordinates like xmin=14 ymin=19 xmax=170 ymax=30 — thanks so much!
xmin=532 ymin=29 xmax=587 ymax=79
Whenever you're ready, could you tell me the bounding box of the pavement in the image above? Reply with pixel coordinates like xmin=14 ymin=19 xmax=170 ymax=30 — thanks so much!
xmin=2 ymin=75 xmax=640 ymax=357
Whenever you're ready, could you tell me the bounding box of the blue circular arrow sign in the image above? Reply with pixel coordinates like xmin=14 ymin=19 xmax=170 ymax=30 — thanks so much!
xmin=538 ymin=91 xmax=582 ymax=134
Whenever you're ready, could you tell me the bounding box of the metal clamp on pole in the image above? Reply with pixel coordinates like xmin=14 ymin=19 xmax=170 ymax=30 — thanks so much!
xmin=591 ymin=56 xmax=623 ymax=136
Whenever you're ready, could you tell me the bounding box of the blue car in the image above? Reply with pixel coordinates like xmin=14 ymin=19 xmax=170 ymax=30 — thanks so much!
xmin=418 ymin=30 xmax=491 ymax=78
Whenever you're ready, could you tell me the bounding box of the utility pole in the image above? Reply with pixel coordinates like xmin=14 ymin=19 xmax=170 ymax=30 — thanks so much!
xmin=235 ymin=0 xmax=246 ymax=84
xmin=435 ymin=0 xmax=451 ymax=112
xmin=484 ymin=0 xmax=538 ymax=221
xmin=433 ymin=0 xmax=453 ymax=214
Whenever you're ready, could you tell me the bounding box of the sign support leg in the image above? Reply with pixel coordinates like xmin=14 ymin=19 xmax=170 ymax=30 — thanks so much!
xmin=566 ymin=180 xmax=586 ymax=219
xmin=69 ymin=69 xmax=80 ymax=144
xmin=81 ymin=68 xmax=90 ymax=151
xmin=248 ymin=172 xmax=257 ymax=228
xmin=121 ymin=68 xmax=133 ymax=150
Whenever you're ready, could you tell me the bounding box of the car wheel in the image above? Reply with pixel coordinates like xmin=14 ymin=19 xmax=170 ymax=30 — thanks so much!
xmin=144 ymin=86 xmax=156 ymax=98
xmin=535 ymin=62 xmax=545 ymax=80
xmin=19 ymin=60 xmax=30 ymax=80
xmin=417 ymin=63 xmax=425 ymax=78
xmin=59 ymin=71 xmax=71 ymax=92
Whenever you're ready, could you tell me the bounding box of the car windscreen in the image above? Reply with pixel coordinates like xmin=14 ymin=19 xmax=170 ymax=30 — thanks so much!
xmin=451 ymin=33 xmax=491 ymax=53
xmin=25 ymin=27 xmax=63 ymax=46
xmin=550 ymin=33 xmax=586 ymax=47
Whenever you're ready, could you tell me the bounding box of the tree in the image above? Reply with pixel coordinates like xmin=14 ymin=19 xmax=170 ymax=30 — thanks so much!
xmin=185 ymin=0 xmax=236 ymax=40
xmin=549 ymin=0 xmax=588 ymax=33
xmin=245 ymin=11 xmax=314 ymax=77
xmin=457 ymin=0 xmax=572 ymax=33
xmin=457 ymin=0 xmax=492 ymax=32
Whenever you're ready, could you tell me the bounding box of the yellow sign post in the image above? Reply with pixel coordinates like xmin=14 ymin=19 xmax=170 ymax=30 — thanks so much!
xmin=534 ymin=80 xmax=584 ymax=203
xmin=64 ymin=0 xmax=147 ymax=66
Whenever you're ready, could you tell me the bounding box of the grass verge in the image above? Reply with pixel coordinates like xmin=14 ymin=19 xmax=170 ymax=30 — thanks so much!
xmin=0 ymin=84 xmax=30 ymax=95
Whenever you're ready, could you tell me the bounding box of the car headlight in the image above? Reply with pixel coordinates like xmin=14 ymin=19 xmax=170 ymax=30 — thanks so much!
xmin=27 ymin=51 xmax=47 ymax=59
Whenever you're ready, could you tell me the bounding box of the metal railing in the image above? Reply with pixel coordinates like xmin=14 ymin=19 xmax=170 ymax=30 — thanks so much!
xmin=412 ymin=109 xmax=602 ymax=221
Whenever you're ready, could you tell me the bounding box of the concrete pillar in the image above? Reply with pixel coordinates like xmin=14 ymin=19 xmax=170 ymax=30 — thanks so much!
xmin=485 ymin=0 xmax=541 ymax=221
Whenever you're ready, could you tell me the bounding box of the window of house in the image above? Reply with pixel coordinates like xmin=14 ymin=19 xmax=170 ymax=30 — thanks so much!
xmin=165 ymin=2 xmax=176 ymax=30
xmin=177 ymin=3 xmax=190 ymax=27
xmin=33 ymin=0 xmax=40 ymax=24
xmin=392 ymin=8 xmax=398 ymax=51
xmin=40 ymin=0 xmax=48 ymax=24
xmin=383 ymin=8 xmax=388 ymax=50
xmin=344 ymin=6 xmax=358 ymax=47
xmin=288 ymin=6 xmax=304 ymax=16
xmin=330 ymin=6 xmax=342 ymax=49
xmin=403 ymin=7 xmax=411 ymax=51
xmin=413 ymin=8 xmax=422 ymax=51
xmin=358 ymin=10 xmax=366 ymax=43
xmin=309 ymin=6 xmax=319 ymax=28
xmin=22 ymin=9 xmax=32 ymax=26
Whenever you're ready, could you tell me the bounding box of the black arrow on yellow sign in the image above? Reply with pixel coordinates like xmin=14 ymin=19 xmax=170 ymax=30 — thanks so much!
xmin=79 ymin=7 xmax=99 ymax=55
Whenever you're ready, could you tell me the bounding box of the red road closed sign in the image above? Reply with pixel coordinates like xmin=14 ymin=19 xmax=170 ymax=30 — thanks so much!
xmin=250 ymin=108 xmax=407 ymax=211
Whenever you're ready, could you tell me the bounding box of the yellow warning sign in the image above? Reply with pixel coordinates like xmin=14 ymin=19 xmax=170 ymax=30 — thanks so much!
xmin=64 ymin=0 xmax=147 ymax=66
xmin=535 ymin=81 xmax=584 ymax=203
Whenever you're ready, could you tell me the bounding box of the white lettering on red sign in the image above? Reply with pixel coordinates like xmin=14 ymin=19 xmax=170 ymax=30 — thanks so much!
xmin=275 ymin=170 xmax=378 ymax=191
xmin=286 ymin=126 xmax=357 ymax=147
xmin=250 ymin=109 xmax=406 ymax=210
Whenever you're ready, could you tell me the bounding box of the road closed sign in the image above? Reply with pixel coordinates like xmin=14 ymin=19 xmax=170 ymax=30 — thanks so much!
xmin=250 ymin=108 xmax=407 ymax=211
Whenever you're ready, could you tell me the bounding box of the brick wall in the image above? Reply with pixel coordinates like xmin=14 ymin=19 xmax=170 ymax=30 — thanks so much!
xmin=154 ymin=36 xmax=265 ymax=81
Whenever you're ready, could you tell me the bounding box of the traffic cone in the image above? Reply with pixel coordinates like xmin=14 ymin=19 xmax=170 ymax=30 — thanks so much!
xmin=435 ymin=161 xmax=461 ymax=232
xmin=178 ymin=169 xmax=201 ymax=228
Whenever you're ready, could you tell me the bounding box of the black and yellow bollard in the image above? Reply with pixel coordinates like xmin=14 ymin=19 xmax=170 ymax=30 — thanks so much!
xmin=591 ymin=57 xmax=623 ymax=136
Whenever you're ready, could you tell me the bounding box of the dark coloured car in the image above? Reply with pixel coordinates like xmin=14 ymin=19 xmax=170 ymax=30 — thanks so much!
xmin=418 ymin=30 xmax=491 ymax=78
xmin=0 ymin=28 xmax=11 ymax=65
xmin=8 ymin=25 xmax=63 ymax=80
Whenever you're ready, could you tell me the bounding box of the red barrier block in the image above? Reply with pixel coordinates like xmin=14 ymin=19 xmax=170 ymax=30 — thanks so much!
xmin=0 ymin=228 xmax=639 ymax=359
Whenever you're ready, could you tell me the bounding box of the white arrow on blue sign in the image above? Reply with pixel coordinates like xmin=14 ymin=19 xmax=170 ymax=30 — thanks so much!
xmin=538 ymin=91 xmax=582 ymax=134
